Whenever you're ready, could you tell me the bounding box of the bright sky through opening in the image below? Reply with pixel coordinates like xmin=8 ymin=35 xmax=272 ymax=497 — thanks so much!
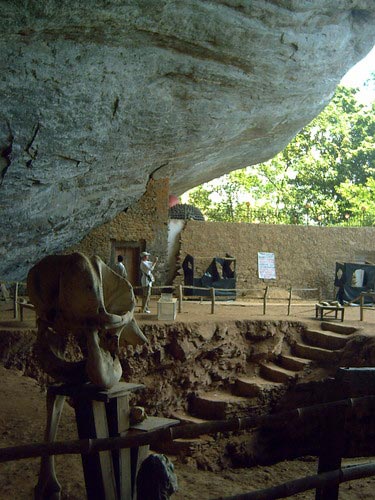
xmin=340 ymin=45 xmax=375 ymax=104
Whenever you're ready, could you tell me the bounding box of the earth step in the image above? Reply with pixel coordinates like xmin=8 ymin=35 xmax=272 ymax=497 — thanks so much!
xmin=259 ymin=362 xmax=298 ymax=384
xmin=292 ymin=342 xmax=337 ymax=363
xmin=234 ymin=377 xmax=282 ymax=397
xmin=170 ymin=411 xmax=208 ymax=425
xmin=303 ymin=329 xmax=349 ymax=350
xmin=189 ymin=391 xmax=259 ymax=420
xmin=278 ymin=354 xmax=312 ymax=371
xmin=320 ymin=322 xmax=361 ymax=335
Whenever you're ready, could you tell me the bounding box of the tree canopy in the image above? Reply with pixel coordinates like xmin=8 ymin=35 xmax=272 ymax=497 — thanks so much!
xmin=186 ymin=84 xmax=375 ymax=226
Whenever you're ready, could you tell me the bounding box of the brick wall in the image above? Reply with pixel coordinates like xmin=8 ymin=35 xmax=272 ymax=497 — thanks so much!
xmin=176 ymin=221 xmax=375 ymax=298
xmin=69 ymin=178 xmax=170 ymax=285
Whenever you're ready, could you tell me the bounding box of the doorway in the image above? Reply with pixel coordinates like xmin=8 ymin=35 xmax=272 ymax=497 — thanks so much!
xmin=111 ymin=241 xmax=143 ymax=287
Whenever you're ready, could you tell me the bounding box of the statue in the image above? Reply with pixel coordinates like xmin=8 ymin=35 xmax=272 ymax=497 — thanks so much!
xmin=27 ymin=252 xmax=147 ymax=389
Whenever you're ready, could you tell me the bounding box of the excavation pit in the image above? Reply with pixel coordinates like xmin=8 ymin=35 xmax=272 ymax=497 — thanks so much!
xmin=1 ymin=299 xmax=375 ymax=498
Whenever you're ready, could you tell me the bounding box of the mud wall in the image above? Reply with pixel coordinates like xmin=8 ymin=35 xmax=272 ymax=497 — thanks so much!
xmin=67 ymin=189 xmax=375 ymax=298
xmin=177 ymin=221 xmax=375 ymax=298
xmin=69 ymin=178 xmax=170 ymax=284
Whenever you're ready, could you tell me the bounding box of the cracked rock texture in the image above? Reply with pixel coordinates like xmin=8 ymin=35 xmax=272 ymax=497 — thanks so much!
xmin=0 ymin=1 xmax=374 ymax=280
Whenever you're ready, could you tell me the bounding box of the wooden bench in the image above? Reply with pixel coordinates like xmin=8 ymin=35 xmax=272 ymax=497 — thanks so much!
xmin=315 ymin=303 xmax=345 ymax=322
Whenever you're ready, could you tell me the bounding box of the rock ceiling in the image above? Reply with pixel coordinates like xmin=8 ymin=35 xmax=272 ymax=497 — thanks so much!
xmin=1 ymin=1 xmax=374 ymax=280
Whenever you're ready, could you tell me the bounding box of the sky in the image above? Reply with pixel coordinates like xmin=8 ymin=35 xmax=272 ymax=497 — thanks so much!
xmin=340 ymin=45 xmax=375 ymax=104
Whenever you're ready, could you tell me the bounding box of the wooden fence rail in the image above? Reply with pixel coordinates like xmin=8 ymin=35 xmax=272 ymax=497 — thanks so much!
xmin=216 ymin=462 xmax=375 ymax=500
xmin=2 ymin=280 xmax=322 ymax=318
xmin=1 ymin=395 xmax=374 ymax=463
xmin=1 ymin=394 xmax=375 ymax=499
xmin=140 ymin=284 xmax=320 ymax=316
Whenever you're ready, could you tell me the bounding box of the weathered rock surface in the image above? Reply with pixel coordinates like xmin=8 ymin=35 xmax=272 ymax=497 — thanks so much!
xmin=1 ymin=1 xmax=374 ymax=279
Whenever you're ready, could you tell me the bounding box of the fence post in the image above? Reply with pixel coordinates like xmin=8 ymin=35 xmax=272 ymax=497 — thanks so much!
xmin=211 ymin=287 xmax=215 ymax=314
xmin=287 ymin=286 xmax=292 ymax=316
xmin=13 ymin=282 xmax=19 ymax=319
xmin=263 ymin=286 xmax=269 ymax=315
xmin=315 ymin=406 xmax=346 ymax=500
xmin=178 ymin=285 xmax=183 ymax=313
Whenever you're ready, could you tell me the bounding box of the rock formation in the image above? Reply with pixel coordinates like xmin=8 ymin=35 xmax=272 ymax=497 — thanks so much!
xmin=1 ymin=1 xmax=374 ymax=280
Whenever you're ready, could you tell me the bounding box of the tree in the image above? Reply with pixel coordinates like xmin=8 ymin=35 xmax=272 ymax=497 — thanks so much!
xmin=185 ymin=85 xmax=375 ymax=226
xmin=337 ymin=178 xmax=375 ymax=226
xmin=286 ymin=86 xmax=375 ymax=224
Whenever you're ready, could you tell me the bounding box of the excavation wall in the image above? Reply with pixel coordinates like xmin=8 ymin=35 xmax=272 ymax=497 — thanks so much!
xmin=1 ymin=318 xmax=375 ymax=469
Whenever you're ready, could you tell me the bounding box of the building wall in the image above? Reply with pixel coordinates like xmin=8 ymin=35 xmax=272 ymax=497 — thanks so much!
xmin=69 ymin=178 xmax=170 ymax=285
xmin=176 ymin=220 xmax=375 ymax=298
xmin=167 ymin=219 xmax=185 ymax=284
xmin=69 ymin=183 xmax=375 ymax=298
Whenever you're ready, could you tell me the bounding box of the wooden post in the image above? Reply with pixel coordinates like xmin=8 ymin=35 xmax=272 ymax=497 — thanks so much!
xmin=315 ymin=406 xmax=346 ymax=500
xmin=46 ymin=382 xmax=144 ymax=500
xmin=106 ymin=394 xmax=132 ymax=499
xmin=360 ymin=292 xmax=364 ymax=321
xmin=263 ymin=286 xmax=269 ymax=315
xmin=178 ymin=285 xmax=183 ymax=313
xmin=13 ymin=282 xmax=19 ymax=319
xmin=211 ymin=287 xmax=215 ymax=314
xmin=74 ymin=399 xmax=120 ymax=499
xmin=0 ymin=282 xmax=10 ymax=302
xmin=287 ymin=286 xmax=292 ymax=316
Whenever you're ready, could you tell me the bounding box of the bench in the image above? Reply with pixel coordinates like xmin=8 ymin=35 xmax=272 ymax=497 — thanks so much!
xmin=315 ymin=303 xmax=345 ymax=322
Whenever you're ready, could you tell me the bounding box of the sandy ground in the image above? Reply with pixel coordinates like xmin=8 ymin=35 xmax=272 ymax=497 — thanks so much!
xmin=0 ymin=298 xmax=375 ymax=499
xmin=137 ymin=296 xmax=375 ymax=330
xmin=2 ymin=293 xmax=375 ymax=331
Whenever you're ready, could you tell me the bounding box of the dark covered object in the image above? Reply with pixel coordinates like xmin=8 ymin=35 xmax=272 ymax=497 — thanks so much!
xmin=136 ymin=454 xmax=178 ymax=500
xmin=183 ymin=254 xmax=236 ymax=299
xmin=335 ymin=262 xmax=375 ymax=304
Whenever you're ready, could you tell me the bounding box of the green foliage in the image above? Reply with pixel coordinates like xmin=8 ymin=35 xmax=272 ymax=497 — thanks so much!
xmin=185 ymin=84 xmax=375 ymax=226
xmin=337 ymin=178 xmax=375 ymax=226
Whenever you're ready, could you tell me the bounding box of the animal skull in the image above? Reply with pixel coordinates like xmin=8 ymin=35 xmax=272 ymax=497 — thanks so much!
xmin=27 ymin=252 xmax=147 ymax=389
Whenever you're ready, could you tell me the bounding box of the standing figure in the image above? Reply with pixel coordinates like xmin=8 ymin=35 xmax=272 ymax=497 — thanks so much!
xmin=115 ymin=255 xmax=128 ymax=279
xmin=140 ymin=251 xmax=158 ymax=313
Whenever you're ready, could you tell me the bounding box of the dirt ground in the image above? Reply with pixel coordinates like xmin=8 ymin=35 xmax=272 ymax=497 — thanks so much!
xmin=138 ymin=296 xmax=375 ymax=329
xmin=0 ymin=298 xmax=375 ymax=499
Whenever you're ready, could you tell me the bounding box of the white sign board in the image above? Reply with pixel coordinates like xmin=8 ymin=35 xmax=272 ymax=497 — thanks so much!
xmin=258 ymin=252 xmax=276 ymax=280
